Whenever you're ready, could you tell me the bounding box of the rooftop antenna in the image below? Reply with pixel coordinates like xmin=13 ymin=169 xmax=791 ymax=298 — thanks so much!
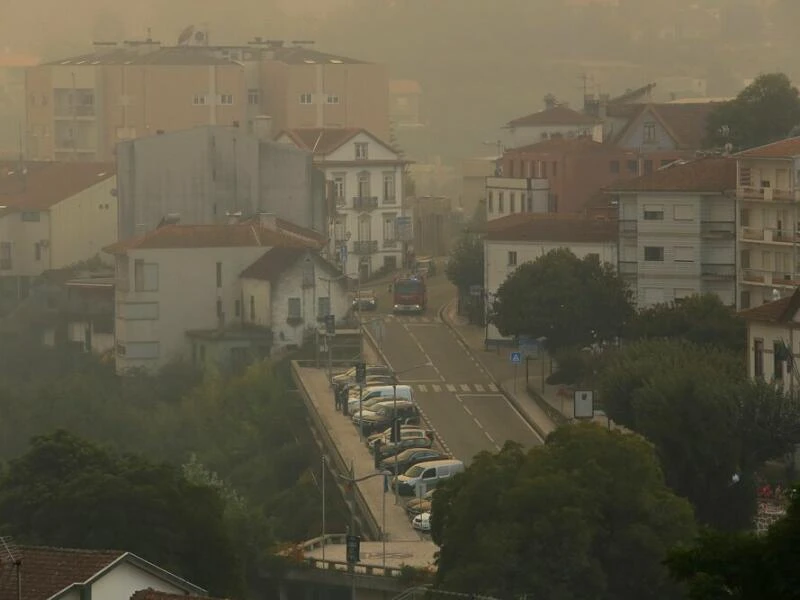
xmin=0 ymin=536 xmax=22 ymax=600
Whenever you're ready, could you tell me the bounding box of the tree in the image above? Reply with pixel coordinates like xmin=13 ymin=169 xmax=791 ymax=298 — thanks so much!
xmin=445 ymin=231 xmax=484 ymax=292
xmin=626 ymin=293 xmax=746 ymax=355
xmin=0 ymin=431 xmax=243 ymax=596
xmin=705 ymin=73 xmax=800 ymax=150
xmin=598 ymin=340 xmax=800 ymax=530
xmin=431 ymin=426 xmax=696 ymax=600
xmin=492 ymin=248 xmax=633 ymax=352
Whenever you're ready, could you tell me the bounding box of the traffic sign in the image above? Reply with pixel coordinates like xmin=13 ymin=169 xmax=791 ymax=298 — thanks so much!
xmin=346 ymin=534 xmax=361 ymax=564
xmin=510 ymin=351 xmax=522 ymax=364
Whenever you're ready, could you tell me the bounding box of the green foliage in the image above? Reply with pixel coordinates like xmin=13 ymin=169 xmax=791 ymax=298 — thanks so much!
xmin=705 ymin=73 xmax=800 ymax=150
xmin=431 ymin=427 xmax=696 ymax=600
xmin=0 ymin=431 xmax=243 ymax=596
xmin=492 ymin=249 xmax=634 ymax=353
xmin=445 ymin=231 xmax=484 ymax=292
xmin=546 ymin=346 xmax=603 ymax=386
xmin=667 ymin=485 xmax=800 ymax=599
xmin=598 ymin=340 xmax=800 ymax=530
xmin=626 ymin=293 xmax=746 ymax=355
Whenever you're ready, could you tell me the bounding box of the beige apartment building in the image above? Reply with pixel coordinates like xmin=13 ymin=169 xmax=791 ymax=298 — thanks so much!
xmin=25 ymin=39 xmax=389 ymax=161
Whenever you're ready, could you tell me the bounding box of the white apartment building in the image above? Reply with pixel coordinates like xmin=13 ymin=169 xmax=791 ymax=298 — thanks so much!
xmin=275 ymin=127 xmax=407 ymax=279
xmin=484 ymin=213 xmax=617 ymax=343
xmin=503 ymin=102 xmax=603 ymax=149
xmin=105 ymin=215 xmax=346 ymax=374
xmin=0 ymin=161 xmax=116 ymax=302
xmin=485 ymin=176 xmax=551 ymax=221
xmin=736 ymin=137 xmax=800 ymax=309
xmin=611 ymin=157 xmax=738 ymax=307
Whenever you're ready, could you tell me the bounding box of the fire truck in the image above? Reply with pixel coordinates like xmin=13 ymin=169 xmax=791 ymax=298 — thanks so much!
xmin=392 ymin=274 xmax=427 ymax=314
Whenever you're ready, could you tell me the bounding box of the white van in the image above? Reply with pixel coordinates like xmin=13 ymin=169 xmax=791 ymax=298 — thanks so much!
xmin=347 ymin=385 xmax=413 ymax=412
xmin=393 ymin=459 xmax=465 ymax=497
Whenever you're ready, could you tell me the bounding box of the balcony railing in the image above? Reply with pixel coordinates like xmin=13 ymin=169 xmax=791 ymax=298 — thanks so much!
xmin=334 ymin=196 xmax=346 ymax=208
xmin=618 ymin=261 xmax=637 ymax=276
xmin=383 ymin=239 xmax=399 ymax=249
xmin=619 ymin=220 xmax=637 ymax=235
xmin=54 ymin=104 xmax=96 ymax=118
xmin=741 ymin=269 xmax=800 ymax=287
xmin=352 ymin=196 xmax=378 ymax=211
xmin=383 ymin=195 xmax=397 ymax=205
xmin=740 ymin=227 xmax=800 ymax=244
xmin=701 ymin=263 xmax=736 ymax=279
xmin=738 ymin=186 xmax=797 ymax=202
xmin=352 ymin=240 xmax=378 ymax=254
xmin=701 ymin=221 xmax=735 ymax=238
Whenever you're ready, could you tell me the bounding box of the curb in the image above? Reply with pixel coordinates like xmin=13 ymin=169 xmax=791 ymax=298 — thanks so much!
xmin=438 ymin=299 xmax=551 ymax=443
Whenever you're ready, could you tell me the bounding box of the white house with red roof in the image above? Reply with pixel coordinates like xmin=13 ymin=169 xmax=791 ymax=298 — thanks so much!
xmin=104 ymin=215 xmax=348 ymax=374
xmin=275 ymin=127 xmax=409 ymax=279
xmin=503 ymin=100 xmax=603 ymax=150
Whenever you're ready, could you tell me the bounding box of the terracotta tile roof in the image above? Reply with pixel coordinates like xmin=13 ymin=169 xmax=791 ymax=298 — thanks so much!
xmin=0 ymin=546 xmax=123 ymax=600
xmin=131 ymin=589 xmax=213 ymax=600
xmin=508 ymin=136 xmax=615 ymax=155
xmin=486 ymin=213 xmax=617 ymax=243
xmin=0 ymin=161 xmax=115 ymax=213
xmin=736 ymin=136 xmax=800 ymax=159
xmin=609 ymin=103 xmax=717 ymax=149
xmin=739 ymin=288 xmax=800 ymax=323
xmin=273 ymin=217 xmax=326 ymax=243
xmin=240 ymin=247 xmax=308 ymax=281
xmin=278 ymin=128 xmax=364 ymax=155
xmin=506 ymin=105 xmax=600 ymax=128
xmin=43 ymin=47 xmax=235 ymax=67
xmin=608 ymin=157 xmax=736 ymax=193
xmin=390 ymin=80 xmax=422 ymax=95
xmin=104 ymin=223 xmax=317 ymax=255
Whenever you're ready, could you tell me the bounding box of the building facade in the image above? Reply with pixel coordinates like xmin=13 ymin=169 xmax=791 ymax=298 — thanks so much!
xmin=485 ymin=176 xmax=550 ymax=221
xmin=275 ymin=128 xmax=406 ymax=278
xmin=0 ymin=52 xmax=38 ymax=157
xmin=116 ymin=125 xmax=326 ymax=239
xmin=503 ymin=101 xmax=603 ymax=149
xmin=389 ymin=79 xmax=423 ymax=129
xmin=611 ymin=157 xmax=738 ymax=307
xmin=484 ymin=214 xmax=617 ymax=343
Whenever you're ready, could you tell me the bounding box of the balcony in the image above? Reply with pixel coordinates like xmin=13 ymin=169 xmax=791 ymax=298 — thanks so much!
xmin=741 ymin=269 xmax=800 ymax=287
xmin=383 ymin=239 xmax=399 ymax=249
xmin=619 ymin=261 xmax=637 ymax=277
xmin=54 ymin=104 xmax=96 ymax=119
xmin=740 ymin=227 xmax=800 ymax=245
xmin=738 ymin=186 xmax=797 ymax=202
xmin=619 ymin=220 xmax=637 ymax=236
xmin=352 ymin=196 xmax=378 ymax=211
xmin=334 ymin=196 xmax=346 ymax=208
xmin=701 ymin=221 xmax=735 ymax=239
xmin=383 ymin=195 xmax=398 ymax=205
xmin=352 ymin=240 xmax=378 ymax=254
xmin=701 ymin=263 xmax=736 ymax=279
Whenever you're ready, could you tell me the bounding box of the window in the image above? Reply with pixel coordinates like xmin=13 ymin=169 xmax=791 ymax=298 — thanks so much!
xmin=644 ymin=160 xmax=653 ymax=174
xmin=643 ymin=205 xmax=664 ymax=220
xmin=383 ymin=173 xmax=396 ymax=203
xmin=287 ymin=297 xmax=302 ymax=320
xmin=383 ymin=214 xmax=397 ymax=241
xmin=674 ymin=246 xmax=694 ymax=262
xmin=508 ymin=251 xmax=517 ymax=266
xmin=487 ymin=191 xmax=494 ymax=213
xmin=250 ymin=295 xmax=255 ymax=321
xmin=355 ymin=143 xmax=369 ymax=160
xmin=133 ymin=260 xmax=158 ymax=291
xmin=192 ymin=94 xmax=207 ymax=106
xmin=0 ymin=242 xmax=11 ymax=270
xmin=219 ymin=93 xmax=234 ymax=105
xmin=21 ymin=211 xmax=40 ymax=222
xmin=334 ymin=216 xmax=347 ymax=241
xmin=326 ymin=94 xmax=339 ymax=104
xmin=318 ymin=296 xmax=331 ymax=319
xmin=552 ymin=162 xmax=557 ymax=176
xmin=610 ymin=160 xmax=620 ymax=174
xmin=740 ymin=290 xmax=751 ymax=310
xmin=384 ymin=255 xmax=397 ymax=270
xmin=34 ymin=243 xmax=41 ymax=261
xmin=508 ymin=161 xmax=515 ymax=177
xmin=358 ymin=214 xmax=371 ymax=241
xmin=643 ymin=121 xmax=656 ymax=143
xmin=248 ymin=89 xmax=260 ymax=105
xmin=673 ymin=205 xmax=694 ymax=221
xmin=644 ymin=246 xmax=664 ymax=261
xmin=740 ymin=249 xmax=751 ymax=269
xmin=627 ymin=160 xmax=638 ymax=173
xmin=498 ymin=192 xmax=504 ymax=213
xmin=774 ymin=341 xmax=785 ymax=381
xmin=526 ymin=194 xmax=533 ymax=212
xmin=299 ymin=93 xmax=313 ymax=104
xmin=541 ymin=162 xmax=548 ymax=177
xmin=509 ymin=192 xmax=516 ymax=213
xmin=216 ymin=262 xmax=222 ymax=288
xmin=357 ymin=172 xmax=371 ymax=197
xmin=126 ymin=342 xmax=160 ymax=359
xmin=332 ymin=174 xmax=345 ymax=204
xmin=754 ymin=339 xmax=764 ymax=378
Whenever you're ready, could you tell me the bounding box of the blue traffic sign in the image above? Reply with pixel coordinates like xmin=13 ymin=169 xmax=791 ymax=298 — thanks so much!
xmin=510 ymin=351 xmax=522 ymax=364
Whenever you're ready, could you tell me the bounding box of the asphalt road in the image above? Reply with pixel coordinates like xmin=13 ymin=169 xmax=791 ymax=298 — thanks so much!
xmin=362 ymin=271 xmax=541 ymax=464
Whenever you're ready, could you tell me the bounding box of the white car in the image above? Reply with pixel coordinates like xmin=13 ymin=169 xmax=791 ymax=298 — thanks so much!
xmin=412 ymin=512 xmax=431 ymax=532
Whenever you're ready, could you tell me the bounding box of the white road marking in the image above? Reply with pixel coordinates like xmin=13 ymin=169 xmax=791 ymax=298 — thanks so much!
xmin=463 ymin=406 xmax=473 ymax=416
xmin=446 ymin=384 xmax=457 ymax=392
xmin=488 ymin=384 xmax=498 ymax=392
xmin=473 ymin=417 xmax=483 ymax=429
xmin=474 ymin=384 xmax=485 ymax=392
xmin=432 ymin=384 xmax=442 ymax=392
xmin=460 ymin=384 xmax=470 ymax=392
xmin=418 ymin=384 xmax=427 ymax=392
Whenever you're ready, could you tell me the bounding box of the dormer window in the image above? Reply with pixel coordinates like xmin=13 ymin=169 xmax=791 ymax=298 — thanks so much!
xmin=355 ymin=143 xmax=369 ymax=160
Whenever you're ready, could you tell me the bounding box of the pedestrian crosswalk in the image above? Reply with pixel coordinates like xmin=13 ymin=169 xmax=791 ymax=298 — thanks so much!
xmin=410 ymin=382 xmax=499 ymax=393
xmin=384 ymin=315 xmax=439 ymax=324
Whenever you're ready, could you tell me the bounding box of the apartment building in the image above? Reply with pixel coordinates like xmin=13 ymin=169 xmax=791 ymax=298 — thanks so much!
xmin=25 ymin=42 xmax=246 ymax=161
xmin=736 ymin=137 xmax=800 ymax=309
xmin=484 ymin=213 xmax=617 ymax=343
xmin=0 ymin=161 xmax=117 ymax=309
xmin=485 ymin=176 xmax=551 ymax=221
xmin=611 ymin=157 xmax=737 ymax=308
xmin=116 ymin=124 xmax=326 ymax=239
xmin=503 ymin=99 xmax=603 ymax=148
xmin=104 ymin=216 xmax=344 ymax=374
xmin=0 ymin=52 xmax=38 ymax=157
xmin=275 ymin=127 xmax=407 ymax=278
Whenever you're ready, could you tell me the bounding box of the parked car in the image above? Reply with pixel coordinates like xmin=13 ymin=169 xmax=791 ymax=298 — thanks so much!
xmin=411 ymin=512 xmax=432 ymax=532
xmin=406 ymin=489 xmax=436 ymax=516
xmin=374 ymin=436 xmax=434 ymax=460
xmin=353 ymin=289 xmax=378 ymax=311
xmin=332 ymin=364 xmax=393 ymax=388
xmin=352 ymin=401 xmax=421 ymax=435
xmin=347 ymin=384 xmax=413 ymax=411
xmin=339 ymin=375 xmax=397 ymax=395
xmin=367 ymin=425 xmax=431 ymax=449
xmin=393 ymin=459 xmax=465 ymax=497
xmin=380 ymin=449 xmax=446 ymax=476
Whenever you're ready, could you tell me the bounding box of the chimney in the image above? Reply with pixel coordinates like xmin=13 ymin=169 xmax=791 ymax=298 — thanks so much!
xmin=256 ymin=212 xmax=277 ymax=230
xmin=252 ymin=115 xmax=273 ymax=141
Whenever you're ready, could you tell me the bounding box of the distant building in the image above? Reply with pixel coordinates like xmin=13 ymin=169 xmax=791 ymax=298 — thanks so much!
xmin=461 ymin=157 xmax=497 ymax=218
xmin=609 ymin=157 xmax=737 ymax=308
xmin=0 ymin=51 xmax=37 ymax=157
xmin=116 ymin=125 xmax=327 ymax=240
xmin=503 ymin=98 xmax=603 ymax=149
xmin=389 ymin=79 xmax=423 ymax=128
xmin=483 ymin=213 xmax=617 ymax=343
xmin=404 ymin=195 xmax=460 ymax=259
xmin=485 ymin=176 xmax=550 ymax=221
xmin=275 ymin=127 xmax=407 ymax=278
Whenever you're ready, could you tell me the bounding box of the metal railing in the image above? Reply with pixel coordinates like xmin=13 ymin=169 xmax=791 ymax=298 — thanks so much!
xmin=353 ymin=240 xmax=379 ymax=254
xmin=701 ymin=263 xmax=736 ymax=278
xmin=353 ymin=196 xmax=379 ymax=211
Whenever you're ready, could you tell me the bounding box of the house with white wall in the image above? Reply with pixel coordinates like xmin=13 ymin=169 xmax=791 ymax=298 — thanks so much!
xmin=503 ymin=101 xmax=603 ymax=149
xmin=0 ymin=545 xmax=206 ymax=600
xmin=105 ymin=215 xmax=346 ymax=374
xmin=484 ymin=213 xmax=618 ymax=343
xmin=739 ymin=287 xmax=800 ymax=395
xmin=609 ymin=156 xmax=738 ymax=308
xmin=0 ymin=161 xmax=116 ymax=307
xmin=275 ymin=127 xmax=408 ymax=279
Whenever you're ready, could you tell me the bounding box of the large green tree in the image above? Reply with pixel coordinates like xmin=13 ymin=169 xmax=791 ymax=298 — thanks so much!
xmin=445 ymin=231 xmax=484 ymax=292
xmin=431 ymin=425 xmax=696 ymax=600
xmin=705 ymin=73 xmax=800 ymax=150
xmin=492 ymin=248 xmax=633 ymax=352
xmin=598 ymin=339 xmax=800 ymax=530
xmin=0 ymin=431 xmax=243 ymax=596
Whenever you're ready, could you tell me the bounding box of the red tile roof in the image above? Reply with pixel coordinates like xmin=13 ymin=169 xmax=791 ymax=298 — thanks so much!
xmin=486 ymin=213 xmax=617 ymax=243
xmin=240 ymin=247 xmax=308 ymax=281
xmin=508 ymin=135 xmax=614 ymax=155
xmin=131 ymin=589 xmax=213 ymax=600
xmin=736 ymin=136 xmax=800 ymax=159
xmin=506 ymin=105 xmax=600 ymax=128
xmin=738 ymin=288 xmax=800 ymax=323
xmin=609 ymin=103 xmax=717 ymax=149
xmin=0 ymin=161 xmax=115 ymax=213
xmin=273 ymin=216 xmax=326 ymax=243
xmin=278 ymin=128 xmax=364 ymax=155
xmin=608 ymin=157 xmax=736 ymax=193
xmin=0 ymin=546 xmax=123 ymax=600
xmin=104 ymin=222 xmax=318 ymax=254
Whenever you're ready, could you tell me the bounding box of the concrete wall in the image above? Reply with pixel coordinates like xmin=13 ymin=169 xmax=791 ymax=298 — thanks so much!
xmin=259 ymin=141 xmax=322 ymax=233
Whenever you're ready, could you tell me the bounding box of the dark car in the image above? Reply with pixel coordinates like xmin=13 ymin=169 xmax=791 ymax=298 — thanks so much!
xmin=380 ymin=448 xmax=446 ymax=476
xmin=374 ymin=435 xmax=434 ymax=460
xmin=355 ymin=401 xmax=421 ymax=436
xmin=352 ymin=289 xmax=378 ymax=311
xmin=405 ymin=489 xmax=436 ymax=517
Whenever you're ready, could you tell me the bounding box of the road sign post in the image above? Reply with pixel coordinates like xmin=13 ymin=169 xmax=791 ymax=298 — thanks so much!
xmin=510 ymin=351 xmax=522 ymax=393
xmin=346 ymin=533 xmax=361 ymax=564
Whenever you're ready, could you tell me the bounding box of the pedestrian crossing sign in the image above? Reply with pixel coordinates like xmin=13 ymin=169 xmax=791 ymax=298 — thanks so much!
xmin=510 ymin=351 xmax=522 ymax=364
